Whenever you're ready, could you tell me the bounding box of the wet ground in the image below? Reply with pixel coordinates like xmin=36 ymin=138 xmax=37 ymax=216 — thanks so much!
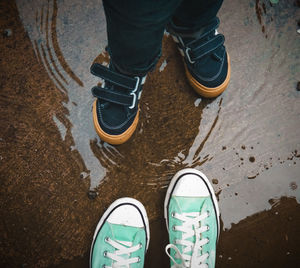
xmin=1 ymin=0 xmax=300 ymax=267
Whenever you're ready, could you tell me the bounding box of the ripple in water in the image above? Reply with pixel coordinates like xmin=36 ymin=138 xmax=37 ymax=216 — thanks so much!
xmin=16 ymin=0 xmax=121 ymax=189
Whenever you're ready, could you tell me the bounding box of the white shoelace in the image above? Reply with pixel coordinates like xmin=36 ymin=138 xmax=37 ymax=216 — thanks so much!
xmin=104 ymin=238 xmax=142 ymax=268
xmin=165 ymin=212 xmax=210 ymax=268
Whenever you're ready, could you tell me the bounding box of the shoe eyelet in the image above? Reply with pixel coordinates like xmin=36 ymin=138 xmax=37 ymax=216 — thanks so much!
xmin=207 ymin=210 xmax=210 ymax=217
xmin=139 ymin=242 xmax=142 ymax=249
xmin=104 ymin=237 xmax=109 ymax=242
xmin=171 ymin=212 xmax=175 ymax=217
xmin=207 ymin=225 xmax=210 ymax=231
xmin=103 ymin=250 xmax=107 ymax=257
xmin=172 ymin=225 xmax=176 ymax=231
xmin=207 ymin=251 xmax=210 ymax=257
xmin=207 ymin=238 xmax=210 ymax=244
xmin=102 ymin=265 xmax=106 ymax=268
xmin=137 ymin=256 xmax=141 ymax=263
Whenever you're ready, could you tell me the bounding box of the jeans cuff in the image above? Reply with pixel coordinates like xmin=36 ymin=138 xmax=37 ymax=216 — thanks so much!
xmin=108 ymin=47 xmax=162 ymax=77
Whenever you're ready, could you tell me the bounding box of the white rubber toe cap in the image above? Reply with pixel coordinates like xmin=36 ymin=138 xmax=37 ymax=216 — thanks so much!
xmin=107 ymin=204 xmax=144 ymax=227
xmin=106 ymin=198 xmax=145 ymax=228
xmin=172 ymin=173 xmax=210 ymax=197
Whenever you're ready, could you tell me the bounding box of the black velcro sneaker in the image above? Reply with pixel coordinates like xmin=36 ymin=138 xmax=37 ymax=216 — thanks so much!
xmin=168 ymin=17 xmax=230 ymax=98
xmin=90 ymin=63 xmax=146 ymax=145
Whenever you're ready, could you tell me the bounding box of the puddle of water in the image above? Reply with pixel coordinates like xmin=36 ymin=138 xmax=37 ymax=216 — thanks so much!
xmin=52 ymin=114 xmax=67 ymax=141
xmin=15 ymin=0 xmax=300 ymax=228
xmin=219 ymin=161 xmax=300 ymax=229
xmin=16 ymin=0 xmax=108 ymax=188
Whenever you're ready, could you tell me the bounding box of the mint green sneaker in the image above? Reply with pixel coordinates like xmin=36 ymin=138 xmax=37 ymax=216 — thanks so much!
xmin=164 ymin=168 xmax=220 ymax=268
xmin=90 ymin=198 xmax=150 ymax=268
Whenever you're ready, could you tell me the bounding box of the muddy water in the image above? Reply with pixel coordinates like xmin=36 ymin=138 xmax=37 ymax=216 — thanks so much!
xmin=1 ymin=0 xmax=300 ymax=267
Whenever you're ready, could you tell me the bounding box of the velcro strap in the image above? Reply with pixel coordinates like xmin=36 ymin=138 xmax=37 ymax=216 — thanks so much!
xmin=91 ymin=86 xmax=133 ymax=106
xmin=189 ymin=34 xmax=224 ymax=61
xmin=90 ymin=63 xmax=138 ymax=90
xmin=188 ymin=18 xmax=220 ymax=40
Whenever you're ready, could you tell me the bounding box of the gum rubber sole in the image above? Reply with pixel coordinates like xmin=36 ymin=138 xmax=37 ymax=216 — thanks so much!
xmin=92 ymin=100 xmax=139 ymax=145
xmin=185 ymin=53 xmax=231 ymax=98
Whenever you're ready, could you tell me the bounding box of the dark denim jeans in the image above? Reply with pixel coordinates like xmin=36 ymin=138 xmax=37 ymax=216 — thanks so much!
xmin=102 ymin=0 xmax=223 ymax=76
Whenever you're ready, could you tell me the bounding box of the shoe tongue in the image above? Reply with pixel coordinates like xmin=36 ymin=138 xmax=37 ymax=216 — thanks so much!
xmin=182 ymin=28 xmax=207 ymax=47
xmin=110 ymin=223 xmax=140 ymax=244
xmin=182 ymin=19 xmax=215 ymax=45
xmin=175 ymin=196 xmax=206 ymax=214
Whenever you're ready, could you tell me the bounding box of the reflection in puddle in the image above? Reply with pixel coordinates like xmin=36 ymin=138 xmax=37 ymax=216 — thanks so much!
xmin=16 ymin=0 xmax=109 ymax=188
xmin=52 ymin=114 xmax=67 ymax=141
xmin=183 ymin=97 xmax=223 ymax=167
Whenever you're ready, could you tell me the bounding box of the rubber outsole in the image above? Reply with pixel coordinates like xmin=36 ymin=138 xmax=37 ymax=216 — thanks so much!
xmin=185 ymin=53 xmax=231 ymax=98
xmin=92 ymin=100 xmax=139 ymax=145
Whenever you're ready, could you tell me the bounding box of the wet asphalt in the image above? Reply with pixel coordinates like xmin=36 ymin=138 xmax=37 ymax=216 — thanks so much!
xmin=0 ymin=0 xmax=300 ymax=267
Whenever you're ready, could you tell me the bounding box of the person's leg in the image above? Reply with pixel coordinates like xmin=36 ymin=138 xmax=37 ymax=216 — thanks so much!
xmin=168 ymin=0 xmax=230 ymax=98
xmin=172 ymin=0 xmax=224 ymax=30
xmin=103 ymin=0 xmax=182 ymax=76
xmin=91 ymin=0 xmax=182 ymax=145
xmin=90 ymin=198 xmax=150 ymax=268
xmin=164 ymin=168 xmax=220 ymax=267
